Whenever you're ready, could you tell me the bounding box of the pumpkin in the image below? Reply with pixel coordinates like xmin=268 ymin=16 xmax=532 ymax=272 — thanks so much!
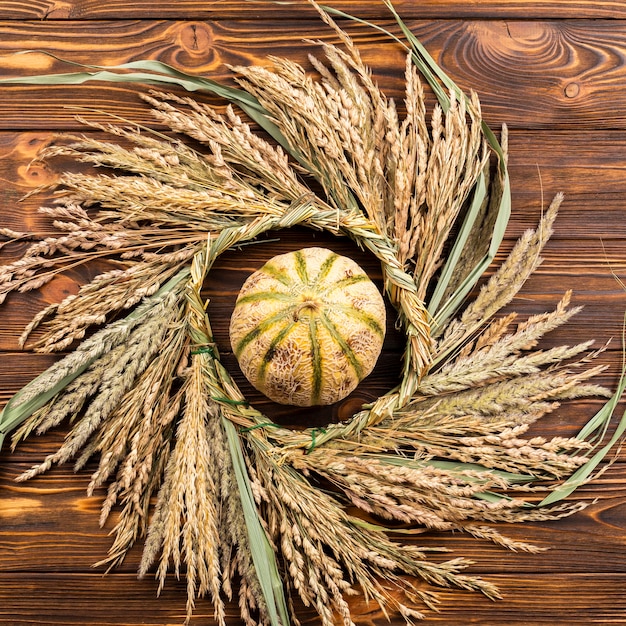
xmin=229 ymin=247 xmax=386 ymax=406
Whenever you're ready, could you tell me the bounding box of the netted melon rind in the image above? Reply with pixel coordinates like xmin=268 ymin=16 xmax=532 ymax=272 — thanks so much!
xmin=229 ymin=247 xmax=386 ymax=406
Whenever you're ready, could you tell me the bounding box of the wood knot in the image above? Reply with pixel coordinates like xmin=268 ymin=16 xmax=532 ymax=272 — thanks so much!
xmin=564 ymin=82 xmax=581 ymax=99
xmin=179 ymin=23 xmax=212 ymax=54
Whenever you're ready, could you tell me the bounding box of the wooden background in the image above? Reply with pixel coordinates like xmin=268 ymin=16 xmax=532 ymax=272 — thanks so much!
xmin=2 ymin=1 xmax=626 ymax=624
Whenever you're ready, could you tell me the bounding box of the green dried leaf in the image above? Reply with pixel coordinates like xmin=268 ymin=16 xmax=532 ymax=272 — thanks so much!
xmin=427 ymin=170 xmax=488 ymax=318
xmin=222 ymin=418 xmax=290 ymax=626
xmin=0 ymin=53 xmax=294 ymax=156
xmin=538 ymin=322 xmax=626 ymax=507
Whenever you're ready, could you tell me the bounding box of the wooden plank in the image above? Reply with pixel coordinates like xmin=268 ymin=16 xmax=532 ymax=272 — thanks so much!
xmin=0 ymin=352 xmax=405 ymax=425
xmin=1 ymin=20 xmax=626 ymax=130
xmin=2 ymin=461 xmax=626 ymax=575
xmin=4 ymin=393 xmax=616 ymax=463
xmin=2 ymin=128 xmax=626 ymax=238
xmin=0 ymin=571 xmax=625 ymax=625
xmin=1 ymin=1 xmax=626 ymax=21
xmin=421 ymin=574 xmax=626 ymax=624
xmin=3 ymin=243 xmax=626 ymax=353
xmin=1 ymin=350 xmax=622 ymax=442
xmin=2 ymin=121 xmax=626 ymax=360
xmin=1 ymin=275 xmax=625 ymax=355
xmin=2 ymin=128 xmax=626 ymax=239
xmin=0 ymin=572 xmax=221 ymax=626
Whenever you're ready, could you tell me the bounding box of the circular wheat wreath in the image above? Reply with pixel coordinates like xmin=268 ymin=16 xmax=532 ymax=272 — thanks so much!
xmin=1 ymin=2 xmax=623 ymax=626
xmin=187 ymin=202 xmax=431 ymax=447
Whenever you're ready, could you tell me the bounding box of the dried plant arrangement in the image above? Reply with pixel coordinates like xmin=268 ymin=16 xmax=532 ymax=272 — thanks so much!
xmin=1 ymin=2 xmax=626 ymax=625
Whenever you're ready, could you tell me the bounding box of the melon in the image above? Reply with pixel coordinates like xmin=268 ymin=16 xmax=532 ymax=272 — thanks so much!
xmin=229 ymin=247 xmax=386 ymax=406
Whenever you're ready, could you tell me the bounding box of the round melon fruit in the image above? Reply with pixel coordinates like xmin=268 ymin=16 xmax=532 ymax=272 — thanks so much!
xmin=229 ymin=247 xmax=386 ymax=406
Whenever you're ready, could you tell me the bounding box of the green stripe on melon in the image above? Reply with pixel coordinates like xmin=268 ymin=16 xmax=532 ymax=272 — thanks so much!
xmin=229 ymin=247 xmax=386 ymax=406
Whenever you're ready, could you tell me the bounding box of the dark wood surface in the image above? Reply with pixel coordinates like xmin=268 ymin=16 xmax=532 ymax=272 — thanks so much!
xmin=2 ymin=1 xmax=626 ymax=624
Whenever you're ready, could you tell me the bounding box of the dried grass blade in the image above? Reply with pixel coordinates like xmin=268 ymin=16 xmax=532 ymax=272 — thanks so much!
xmin=0 ymin=52 xmax=260 ymax=105
xmin=0 ymin=362 xmax=90 ymax=452
xmin=370 ymin=452 xmax=532 ymax=480
xmin=576 ymin=353 xmax=625 ymax=444
xmin=385 ymin=5 xmax=512 ymax=327
xmin=538 ymin=324 xmax=626 ymax=507
xmin=427 ymin=170 xmax=488 ymax=317
xmin=222 ymin=417 xmax=290 ymax=626
xmin=0 ymin=53 xmax=294 ymax=157
xmin=431 ymin=176 xmax=511 ymax=329
xmin=538 ymin=406 xmax=626 ymax=507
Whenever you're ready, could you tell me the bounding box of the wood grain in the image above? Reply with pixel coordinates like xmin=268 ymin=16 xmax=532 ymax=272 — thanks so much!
xmin=1 ymin=20 xmax=626 ymax=130
xmin=1 ymin=1 xmax=626 ymax=21
xmin=3 ymin=129 xmax=626 ymax=238
xmin=2 ymin=2 xmax=626 ymax=625
xmin=3 ymin=460 xmax=626 ymax=573
xmin=1 ymin=572 xmax=626 ymax=625
xmin=2 ymin=128 xmax=626 ymax=238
